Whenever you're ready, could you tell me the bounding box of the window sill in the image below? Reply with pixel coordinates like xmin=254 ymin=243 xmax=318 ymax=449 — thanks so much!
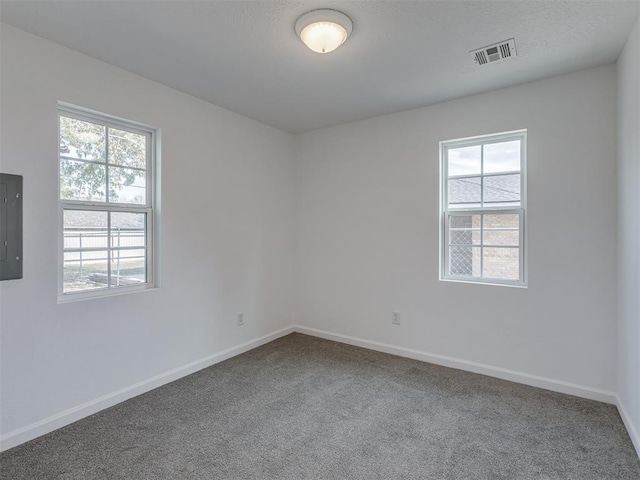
xmin=440 ymin=277 xmax=527 ymax=288
xmin=57 ymin=284 xmax=159 ymax=304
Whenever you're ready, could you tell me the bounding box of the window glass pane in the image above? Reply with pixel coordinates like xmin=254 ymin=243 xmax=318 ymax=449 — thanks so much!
xmin=483 ymin=214 xmax=519 ymax=246
xmin=482 ymin=247 xmax=519 ymax=280
xmin=109 ymin=166 xmax=146 ymax=204
xmin=450 ymin=246 xmax=481 ymax=277
xmin=483 ymin=140 xmax=520 ymax=174
xmin=448 ymin=177 xmax=481 ymax=207
xmin=60 ymin=160 xmax=106 ymax=202
xmin=59 ymin=116 xmax=106 ymax=162
xmin=449 ymin=215 xmax=481 ymax=245
xmin=110 ymin=212 xmax=146 ymax=248
xmin=64 ymin=210 xmax=108 ymax=249
xmin=63 ymin=250 xmax=109 ymax=293
xmin=111 ymin=249 xmax=146 ymax=286
xmin=483 ymin=214 xmax=519 ymax=228
xmin=483 ymin=174 xmax=520 ymax=205
xmin=484 ymin=230 xmax=519 ymax=246
xmin=448 ymin=145 xmax=481 ymax=176
xmin=109 ymin=128 xmax=147 ymax=169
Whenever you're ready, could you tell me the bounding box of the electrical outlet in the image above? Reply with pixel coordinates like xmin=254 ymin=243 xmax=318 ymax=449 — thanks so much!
xmin=237 ymin=312 xmax=245 ymax=326
xmin=392 ymin=311 xmax=401 ymax=325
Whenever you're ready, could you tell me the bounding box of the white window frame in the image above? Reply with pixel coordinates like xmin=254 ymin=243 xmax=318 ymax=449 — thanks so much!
xmin=57 ymin=103 xmax=158 ymax=302
xmin=439 ymin=129 xmax=527 ymax=287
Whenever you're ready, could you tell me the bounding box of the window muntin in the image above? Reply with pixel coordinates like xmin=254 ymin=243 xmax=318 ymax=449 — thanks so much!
xmin=441 ymin=131 xmax=526 ymax=286
xmin=58 ymin=106 xmax=155 ymax=299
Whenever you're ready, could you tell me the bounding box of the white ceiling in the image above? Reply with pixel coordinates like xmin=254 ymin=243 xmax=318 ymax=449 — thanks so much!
xmin=1 ymin=1 xmax=638 ymax=133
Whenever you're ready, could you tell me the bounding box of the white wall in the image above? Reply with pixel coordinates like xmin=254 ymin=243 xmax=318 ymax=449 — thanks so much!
xmin=0 ymin=24 xmax=295 ymax=445
xmin=295 ymin=65 xmax=618 ymax=395
xmin=617 ymin=17 xmax=640 ymax=453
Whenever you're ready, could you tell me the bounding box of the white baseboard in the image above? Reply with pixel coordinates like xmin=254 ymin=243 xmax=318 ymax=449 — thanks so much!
xmin=616 ymin=397 xmax=640 ymax=459
xmin=2 ymin=324 xmax=630 ymax=456
xmin=0 ymin=326 xmax=295 ymax=452
xmin=293 ymin=325 xmax=617 ymax=405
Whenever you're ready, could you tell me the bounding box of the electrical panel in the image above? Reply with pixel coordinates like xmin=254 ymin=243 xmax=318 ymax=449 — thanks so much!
xmin=0 ymin=174 xmax=23 ymax=281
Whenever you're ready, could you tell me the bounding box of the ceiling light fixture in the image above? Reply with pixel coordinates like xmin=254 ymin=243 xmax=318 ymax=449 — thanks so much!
xmin=295 ymin=9 xmax=353 ymax=54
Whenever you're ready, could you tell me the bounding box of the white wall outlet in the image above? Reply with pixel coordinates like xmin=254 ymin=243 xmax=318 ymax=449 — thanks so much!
xmin=237 ymin=312 xmax=245 ymax=326
xmin=392 ymin=311 xmax=401 ymax=325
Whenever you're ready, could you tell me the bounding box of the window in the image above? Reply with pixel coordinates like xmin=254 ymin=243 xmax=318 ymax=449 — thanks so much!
xmin=58 ymin=104 xmax=157 ymax=300
xmin=440 ymin=130 xmax=526 ymax=286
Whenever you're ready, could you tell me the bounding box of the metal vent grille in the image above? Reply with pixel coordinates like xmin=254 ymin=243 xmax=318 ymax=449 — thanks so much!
xmin=500 ymin=42 xmax=512 ymax=58
xmin=470 ymin=38 xmax=517 ymax=66
xmin=474 ymin=51 xmax=488 ymax=65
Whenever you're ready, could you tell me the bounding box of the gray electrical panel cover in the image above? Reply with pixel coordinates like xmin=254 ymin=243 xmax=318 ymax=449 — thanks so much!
xmin=0 ymin=173 xmax=23 ymax=280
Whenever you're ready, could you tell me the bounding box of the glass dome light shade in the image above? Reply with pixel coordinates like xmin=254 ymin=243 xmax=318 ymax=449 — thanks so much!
xmin=299 ymin=21 xmax=348 ymax=53
xmin=295 ymin=9 xmax=353 ymax=54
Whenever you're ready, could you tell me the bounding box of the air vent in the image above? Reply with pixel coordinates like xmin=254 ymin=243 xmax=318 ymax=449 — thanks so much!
xmin=470 ymin=38 xmax=517 ymax=66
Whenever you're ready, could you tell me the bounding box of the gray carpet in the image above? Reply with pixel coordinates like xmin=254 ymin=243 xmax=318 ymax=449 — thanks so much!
xmin=1 ymin=333 xmax=639 ymax=479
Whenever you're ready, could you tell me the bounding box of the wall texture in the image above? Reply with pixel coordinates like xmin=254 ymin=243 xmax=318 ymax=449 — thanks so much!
xmin=617 ymin=17 xmax=640 ymax=453
xmin=295 ymin=65 xmax=618 ymax=396
xmin=0 ymin=25 xmax=295 ymax=445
